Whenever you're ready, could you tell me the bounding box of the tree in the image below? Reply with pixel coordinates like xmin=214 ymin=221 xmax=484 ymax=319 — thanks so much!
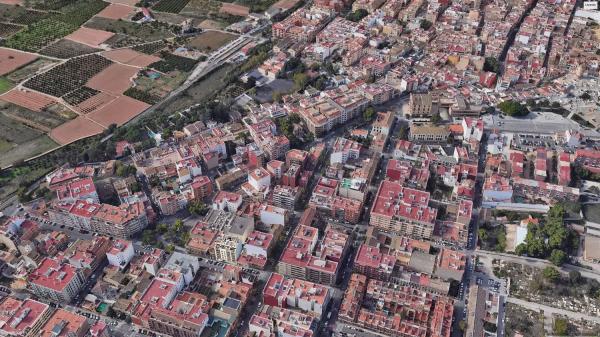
xmin=430 ymin=113 xmax=442 ymax=124
xmin=363 ymin=107 xmax=376 ymax=121
xmin=553 ymin=318 xmax=568 ymax=336
xmin=165 ymin=244 xmax=175 ymax=254
xmin=188 ymin=200 xmax=209 ymax=216
xmin=420 ymin=19 xmax=432 ymax=30
xmin=569 ymin=270 xmax=581 ymax=284
xmin=542 ymin=266 xmax=560 ymax=282
xmin=174 ymin=219 xmax=184 ymax=233
xmin=346 ymin=9 xmax=368 ymax=22
xmin=116 ymin=164 xmax=137 ymax=177
xmin=483 ymin=57 xmax=500 ymax=74
xmin=580 ymin=92 xmax=592 ymax=100
xmin=497 ymin=100 xmax=529 ymax=117
xmin=142 ymin=229 xmax=156 ymax=245
xmin=549 ymin=249 xmax=567 ymax=266
xmin=157 ymin=223 xmax=169 ymax=234
xmin=293 ymin=73 xmax=309 ymax=91
xmin=272 ymin=91 xmax=283 ymax=103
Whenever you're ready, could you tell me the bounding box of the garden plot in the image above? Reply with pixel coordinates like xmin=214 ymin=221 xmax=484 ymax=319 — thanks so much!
xmin=0 ymin=48 xmax=37 ymax=76
xmin=96 ymin=3 xmax=135 ymax=19
xmin=86 ymin=63 xmax=139 ymax=95
xmin=23 ymin=54 xmax=113 ymax=98
xmin=187 ymin=30 xmax=237 ymax=53
xmin=39 ymin=39 xmax=102 ymax=59
xmin=101 ymin=48 xmax=162 ymax=67
xmin=87 ymin=95 xmax=149 ymax=127
xmin=65 ymin=27 xmax=115 ymax=47
xmin=50 ymin=116 xmax=105 ymax=145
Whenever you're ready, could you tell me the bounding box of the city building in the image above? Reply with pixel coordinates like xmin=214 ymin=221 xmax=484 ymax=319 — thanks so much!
xmin=106 ymin=239 xmax=135 ymax=270
xmin=263 ymin=273 xmax=331 ymax=317
xmin=28 ymin=257 xmax=85 ymax=303
xmin=370 ymin=181 xmax=438 ymax=239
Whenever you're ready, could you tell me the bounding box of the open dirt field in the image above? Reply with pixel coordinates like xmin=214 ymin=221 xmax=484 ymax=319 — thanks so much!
xmin=219 ymin=2 xmax=249 ymax=16
xmin=86 ymin=63 xmax=139 ymax=94
xmin=87 ymin=95 xmax=149 ymax=127
xmin=96 ymin=3 xmax=135 ymax=19
xmin=188 ymin=31 xmax=237 ymax=52
xmin=50 ymin=116 xmax=105 ymax=145
xmin=0 ymin=0 xmax=22 ymax=4
xmin=271 ymin=0 xmax=300 ymax=10
xmin=101 ymin=48 xmax=162 ymax=67
xmin=0 ymin=88 xmax=58 ymax=112
xmin=65 ymin=27 xmax=115 ymax=47
xmin=0 ymin=48 xmax=37 ymax=76
xmin=197 ymin=19 xmax=225 ymax=29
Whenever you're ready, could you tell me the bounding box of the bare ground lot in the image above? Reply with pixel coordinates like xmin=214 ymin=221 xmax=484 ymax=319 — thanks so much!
xmin=187 ymin=30 xmax=237 ymax=52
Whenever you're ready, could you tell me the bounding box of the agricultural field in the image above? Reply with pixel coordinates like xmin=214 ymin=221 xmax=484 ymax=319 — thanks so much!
xmin=132 ymin=40 xmax=168 ymax=54
xmin=62 ymin=87 xmax=101 ymax=106
xmin=0 ymin=4 xmax=50 ymax=25
xmin=4 ymin=58 xmax=58 ymax=83
xmin=0 ymin=22 xmax=22 ymax=38
xmin=84 ymin=16 xmax=176 ymax=43
xmin=2 ymin=0 xmax=109 ymax=52
xmin=187 ymin=30 xmax=237 ymax=53
xmin=152 ymin=0 xmax=191 ymax=13
xmin=23 ymin=54 xmax=113 ymax=98
xmin=179 ymin=0 xmax=245 ymax=25
xmin=150 ymin=52 xmax=198 ymax=72
xmin=0 ymin=102 xmax=73 ymax=131
xmin=39 ymin=39 xmax=102 ymax=59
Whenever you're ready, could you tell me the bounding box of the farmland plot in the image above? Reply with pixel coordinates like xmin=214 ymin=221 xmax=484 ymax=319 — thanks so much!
xmin=23 ymin=54 xmax=113 ymax=97
xmin=39 ymin=39 xmax=102 ymax=59
xmin=153 ymin=0 xmax=191 ymax=13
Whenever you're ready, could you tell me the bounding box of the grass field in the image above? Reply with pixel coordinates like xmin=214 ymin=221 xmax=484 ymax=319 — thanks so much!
xmin=187 ymin=31 xmax=237 ymax=53
xmin=0 ymin=135 xmax=58 ymax=168
xmin=0 ymin=112 xmax=59 ymax=167
xmin=0 ymin=138 xmax=11 ymax=153
xmin=0 ymin=77 xmax=12 ymax=94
